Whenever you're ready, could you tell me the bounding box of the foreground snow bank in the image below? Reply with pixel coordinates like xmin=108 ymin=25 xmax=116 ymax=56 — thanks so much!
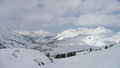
xmin=0 ymin=48 xmax=51 ymax=68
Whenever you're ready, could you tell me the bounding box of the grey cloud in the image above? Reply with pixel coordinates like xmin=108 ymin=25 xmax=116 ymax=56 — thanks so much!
xmin=0 ymin=0 xmax=120 ymax=32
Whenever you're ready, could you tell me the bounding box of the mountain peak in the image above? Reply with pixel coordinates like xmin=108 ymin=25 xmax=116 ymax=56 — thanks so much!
xmin=56 ymin=26 xmax=114 ymax=40
xmin=95 ymin=26 xmax=112 ymax=33
xmin=14 ymin=29 xmax=51 ymax=37
xmin=33 ymin=29 xmax=50 ymax=37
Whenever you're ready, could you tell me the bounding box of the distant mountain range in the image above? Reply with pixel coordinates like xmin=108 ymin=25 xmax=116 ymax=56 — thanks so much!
xmin=1 ymin=25 xmax=120 ymax=68
xmin=1 ymin=25 xmax=120 ymax=50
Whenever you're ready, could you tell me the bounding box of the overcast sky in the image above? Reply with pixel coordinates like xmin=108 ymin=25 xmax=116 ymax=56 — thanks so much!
xmin=0 ymin=0 xmax=120 ymax=33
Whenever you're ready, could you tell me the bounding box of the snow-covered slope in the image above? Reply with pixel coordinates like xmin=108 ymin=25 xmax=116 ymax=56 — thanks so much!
xmin=14 ymin=29 xmax=53 ymax=43
xmin=0 ymin=25 xmax=54 ymax=51
xmin=0 ymin=48 xmax=52 ymax=68
xmin=45 ymin=44 xmax=120 ymax=68
xmin=0 ymin=25 xmax=32 ymax=48
xmin=0 ymin=44 xmax=120 ymax=68
xmin=56 ymin=26 xmax=114 ymax=40
xmin=55 ymin=27 xmax=117 ymax=47
xmin=15 ymin=29 xmax=51 ymax=38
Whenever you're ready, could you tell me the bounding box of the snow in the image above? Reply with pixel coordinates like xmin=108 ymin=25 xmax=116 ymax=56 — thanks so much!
xmin=14 ymin=30 xmax=30 ymax=35
xmin=0 ymin=25 xmax=53 ymax=49
xmin=56 ymin=26 xmax=114 ymax=40
xmin=33 ymin=30 xmax=50 ymax=37
xmin=0 ymin=25 xmax=30 ymax=48
xmin=0 ymin=48 xmax=52 ymax=68
xmin=14 ymin=29 xmax=51 ymax=37
xmin=14 ymin=29 xmax=54 ymax=44
xmin=56 ymin=29 xmax=81 ymax=40
xmin=55 ymin=26 xmax=119 ymax=47
xmin=1 ymin=44 xmax=120 ymax=68
xmin=0 ymin=25 xmax=120 ymax=68
xmin=82 ymin=36 xmax=106 ymax=46
xmin=45 ymin=44 xmax=120 ymax=68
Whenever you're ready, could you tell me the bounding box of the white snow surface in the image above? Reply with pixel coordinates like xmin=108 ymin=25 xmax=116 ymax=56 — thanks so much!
xmin=56 ymin=26 xmax=114 ymax=40
xmin=0 ymin=44 xmax=120 ymax=68
xmin=0 ymin=48 xmax=51 ymax=68
xmin=55 ymin=26 xmax=120 ymax=47
xmin=46 ymin=44 xmax=120 ymax=68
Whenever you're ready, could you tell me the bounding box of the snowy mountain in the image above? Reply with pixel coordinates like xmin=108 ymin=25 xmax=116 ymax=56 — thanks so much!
xmin=14 ymin=29 xmax=54 ymax=43
xmin=0 ymin=25 xmax=32 ymax=49
xmin=0 ymin=25 xmax=119 ymax=50
xmin=56 ymin=26 xmax=114 ymax=40
xmin=0 ymin=25 xmax=56 ymax=52
xmin=14 ymin=29 xmax=51 ymax=38
xmin=54 ymin=27 xmax=119 ymax=48
xmin=0 ymin=26 xmax=120 ymax=68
